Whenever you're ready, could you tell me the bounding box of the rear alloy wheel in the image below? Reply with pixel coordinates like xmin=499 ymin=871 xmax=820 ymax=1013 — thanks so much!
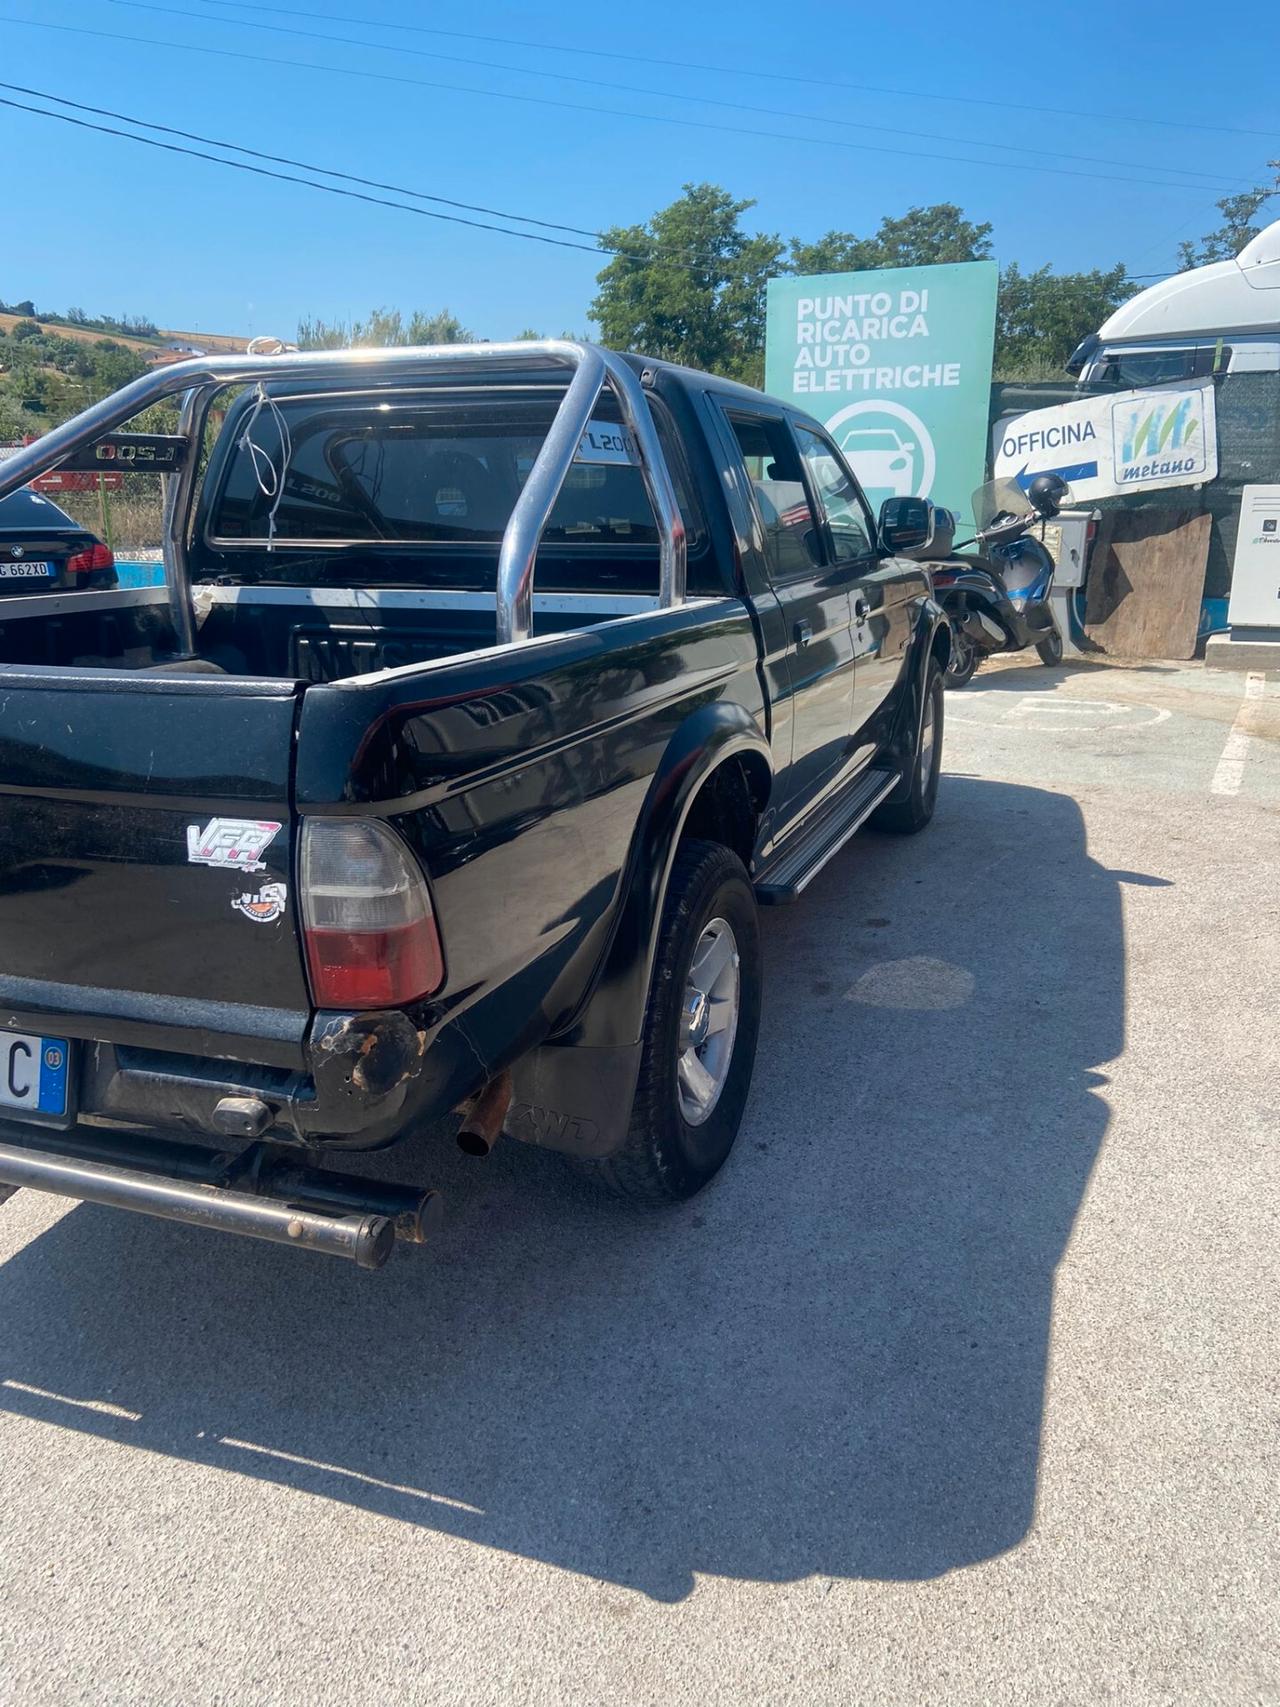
xmin=873 ymin=656 xmax=944 ymax=835
xmin=676 ymin=917 xmax=741 ymax=1127
xmin=590 ymin=838 xmax=762 ymax=1204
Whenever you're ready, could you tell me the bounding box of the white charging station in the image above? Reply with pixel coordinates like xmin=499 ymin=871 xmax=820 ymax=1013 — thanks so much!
xmin=1226 ymin=485 xmax=1280 ymax=629
xmin=1041 ymin=510 xmax=1094 ymax=657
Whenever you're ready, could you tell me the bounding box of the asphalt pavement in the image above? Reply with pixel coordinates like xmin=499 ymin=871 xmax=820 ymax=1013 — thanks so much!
xmin=1 ymin=653 xmax=1277 ymax=1706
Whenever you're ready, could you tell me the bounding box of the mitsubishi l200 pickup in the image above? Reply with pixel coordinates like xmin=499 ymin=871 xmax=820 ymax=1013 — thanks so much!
xmin=0 ymin=341 xmax=949 ymax=1269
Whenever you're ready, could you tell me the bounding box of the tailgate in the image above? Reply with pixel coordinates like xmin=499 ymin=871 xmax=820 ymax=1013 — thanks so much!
xmin=0 ymin=668 xmax=310 ymax=1066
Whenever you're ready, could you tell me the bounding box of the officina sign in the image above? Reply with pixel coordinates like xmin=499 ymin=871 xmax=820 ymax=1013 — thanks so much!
xmin=993 ymin=382 xmax=1217 ymax=502
xmin=765 ymin=260 xmax=999 ymax=522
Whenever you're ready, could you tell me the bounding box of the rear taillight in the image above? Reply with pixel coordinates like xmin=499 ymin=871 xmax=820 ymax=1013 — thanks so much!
xmin=66 ymin=543 xmax=114 ymax=574
xmin=299 ymin=819 xmax=444 ymax=1009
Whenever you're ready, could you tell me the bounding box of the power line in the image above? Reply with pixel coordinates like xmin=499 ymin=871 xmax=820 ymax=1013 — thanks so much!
xmin=0 ymin=87 xmax=1211 ymax=303
xmin=5 ymin=16 xmax=1249 ymax=194
xmin=191 ymin=0 xmax=1280 ymax=144
xmin=0 ymin=79 xmax=609 ymax=242
xmin=111 ymin=0 xmax=1239 ymax=187
xmin=0 ymin=79 xmax=831 ymax=272
xmin=0 ymin=94 xmax=624 ymax=258
xmin=0 ymin=80 xmax=1206 ymax=287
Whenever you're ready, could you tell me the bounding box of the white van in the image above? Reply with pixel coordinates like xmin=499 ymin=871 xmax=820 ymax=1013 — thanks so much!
xmin=1068 ymin=219 xmax=1280 ymax=386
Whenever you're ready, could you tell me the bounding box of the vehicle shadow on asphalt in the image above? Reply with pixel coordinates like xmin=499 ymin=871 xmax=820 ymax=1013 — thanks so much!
xmin=0 ymin=776 xmax=1129 ymax=1602
xmin=963 ymin=658 xmax=1169 ymax=693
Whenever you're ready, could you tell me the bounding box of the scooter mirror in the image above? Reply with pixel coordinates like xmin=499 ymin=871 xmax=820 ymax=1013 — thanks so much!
xmin=880 ymin=495 xmax=934 ymax=555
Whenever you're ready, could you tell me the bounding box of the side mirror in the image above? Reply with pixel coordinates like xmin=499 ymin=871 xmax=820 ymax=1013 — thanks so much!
xmin=879 ymin=495 xmax=934 ymax=555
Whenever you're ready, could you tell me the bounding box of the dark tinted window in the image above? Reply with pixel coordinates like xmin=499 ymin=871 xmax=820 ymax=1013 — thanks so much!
xmin=0 ymin=489 xmax=77 ymax=532
xmin=794 ymin=425 xmax=874 ymax=560
xmin=725 ymin=411 xmax=822 ymax=580
xmin=1095 ymin=349 xmax=1197 ymax=389
xmin=209 ymin=390 xmax=701 ymax=556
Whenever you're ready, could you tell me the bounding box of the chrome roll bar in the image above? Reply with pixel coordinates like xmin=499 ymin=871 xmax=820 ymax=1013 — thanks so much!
xmin=0 ymin=341 xmax=687 ymax=650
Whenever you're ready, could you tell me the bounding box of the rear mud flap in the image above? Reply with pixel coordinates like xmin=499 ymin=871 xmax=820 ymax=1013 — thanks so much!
xmin=506 ymin=1040 xmax=642 ymax=1159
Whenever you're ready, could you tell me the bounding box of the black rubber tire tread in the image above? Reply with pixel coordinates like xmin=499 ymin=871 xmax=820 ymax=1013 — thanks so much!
xmin=587 ymin=838 xmax=762 ymax=1205
xmin=1036 ymin=629 xmax=1064 ymax=665
xmin=872 ymin=657 xmax=944 ymax=835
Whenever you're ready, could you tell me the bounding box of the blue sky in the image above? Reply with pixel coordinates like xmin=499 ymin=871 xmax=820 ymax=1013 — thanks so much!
xmin=3 ymin=0 xmax=1277 ymax=341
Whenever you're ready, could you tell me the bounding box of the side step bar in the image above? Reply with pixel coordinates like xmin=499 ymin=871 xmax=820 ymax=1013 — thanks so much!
xmin=0 ymin=1131 xmax=442 ymax=1270
xmin=754 ymin=766 xmax=900 ymax=904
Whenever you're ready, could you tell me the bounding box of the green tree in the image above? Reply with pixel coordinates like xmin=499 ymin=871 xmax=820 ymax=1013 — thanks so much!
xmin=996 ymin=263 xmax=1135 ymax=376
xmin=592 ymin=183 xmax=784 ymax=385
xmin=86 ymin=339 xmax=150 ymax=392
xmin=296 ymin=306 xmax=473 ymax=348
xmin=0 ymin=391 xmax=29 ymax=442
xmin=1177 ymin=170 xmax=1279 ymax=268
xmin=790 ymin=203 xmax=993 ymax=275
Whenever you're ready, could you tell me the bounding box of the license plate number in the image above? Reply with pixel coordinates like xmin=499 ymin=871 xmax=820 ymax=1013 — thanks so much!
xmin=0 ymin=561 xmax=55 ymax=579
xmin=0 ymin=1031 xmax=70 ymax=1115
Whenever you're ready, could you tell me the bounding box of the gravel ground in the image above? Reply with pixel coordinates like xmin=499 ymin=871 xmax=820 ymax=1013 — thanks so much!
xmin=1 ymin=653 xmax=1277 ymax=1706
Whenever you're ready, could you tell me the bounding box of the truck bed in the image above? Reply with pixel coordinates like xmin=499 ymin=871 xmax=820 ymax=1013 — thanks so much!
xmin=0 ymin=581 xmax=660 ymax=681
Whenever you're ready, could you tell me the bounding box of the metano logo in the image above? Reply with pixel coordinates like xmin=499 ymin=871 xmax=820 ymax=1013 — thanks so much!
xmin=1112 ymin=390 xmax=1209 ymax=484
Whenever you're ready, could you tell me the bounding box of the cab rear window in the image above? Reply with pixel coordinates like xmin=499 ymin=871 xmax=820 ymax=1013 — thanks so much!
xmin=207 ymin=390 xmax=702 ymax=557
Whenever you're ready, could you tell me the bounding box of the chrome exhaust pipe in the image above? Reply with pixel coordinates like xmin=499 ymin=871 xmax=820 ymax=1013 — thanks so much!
xmin=0 ymin=1139 xmax=399 ymax=1269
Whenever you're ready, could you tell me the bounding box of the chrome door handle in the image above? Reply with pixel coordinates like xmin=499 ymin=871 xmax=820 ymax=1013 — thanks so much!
xmin=854 ymin=595 xmax=871 ymax=622
xmin=794 ymin=619 xmax=813 ymax=648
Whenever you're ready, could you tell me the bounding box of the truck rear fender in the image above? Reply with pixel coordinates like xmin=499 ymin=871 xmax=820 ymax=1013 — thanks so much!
xmin=506 ymin=702 xmax=771 ymax=1158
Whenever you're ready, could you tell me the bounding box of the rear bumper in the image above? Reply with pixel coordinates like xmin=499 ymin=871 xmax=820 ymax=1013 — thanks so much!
xmin=0 ymin=1124 xmax=442 ymax=1269
xmin=5 ymin=984 xmax=640 ymax=1161
xmin=66 ymin=1008 xmax=450 ymax=1151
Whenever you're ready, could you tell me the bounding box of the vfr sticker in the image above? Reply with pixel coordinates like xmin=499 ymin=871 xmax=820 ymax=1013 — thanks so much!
xmin=232 ymin=882 xmax=287 ymax=924
xmin=186 ymin=817 xmax=282 ymax=872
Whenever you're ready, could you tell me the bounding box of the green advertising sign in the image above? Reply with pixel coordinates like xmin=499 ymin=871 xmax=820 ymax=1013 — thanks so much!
xmin=765 ymin=260 xmax=999 ymax=525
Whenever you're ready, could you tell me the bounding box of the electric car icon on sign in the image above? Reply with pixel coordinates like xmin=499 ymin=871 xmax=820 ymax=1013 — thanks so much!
xmin=839 ymin=427 xmax=917 ymax=501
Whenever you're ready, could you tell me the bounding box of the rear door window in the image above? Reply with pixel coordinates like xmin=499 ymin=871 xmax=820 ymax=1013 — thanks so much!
xmin=723 ymin=410 xmax=823 ymax=580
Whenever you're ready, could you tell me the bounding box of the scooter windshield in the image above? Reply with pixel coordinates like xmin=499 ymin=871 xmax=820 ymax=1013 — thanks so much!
xmin=973 ymin=476 xmax=1034 ymax=528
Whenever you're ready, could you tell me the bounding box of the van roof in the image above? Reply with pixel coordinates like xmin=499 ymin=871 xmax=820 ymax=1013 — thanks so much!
xmin=1099 ymin=218 xmax=1280 ymax=344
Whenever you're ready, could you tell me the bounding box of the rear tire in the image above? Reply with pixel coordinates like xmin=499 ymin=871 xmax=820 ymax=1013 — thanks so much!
xmin=1036 ymin=627 xmax=1064 ymax=666
xmin=873 ymin=657 xmax=944 ymax=835
xmin=943 ymin=630 xmax=979 ymax=689
xmin=589 ymin=839 xmax=762 ymax=1205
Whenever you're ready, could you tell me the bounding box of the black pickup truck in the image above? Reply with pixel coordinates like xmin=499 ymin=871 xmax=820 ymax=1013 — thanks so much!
xmin=0 ymin=341 xmax=948 ymax=1269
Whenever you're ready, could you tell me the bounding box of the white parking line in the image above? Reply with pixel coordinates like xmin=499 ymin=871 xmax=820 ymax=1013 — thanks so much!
xmin=1210 ymin=672 xmax=1266 ymax=796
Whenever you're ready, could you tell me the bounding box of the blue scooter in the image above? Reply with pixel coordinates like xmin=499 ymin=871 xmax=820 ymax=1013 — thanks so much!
xmin=927 ymin=473 xmax=1071 ymax=689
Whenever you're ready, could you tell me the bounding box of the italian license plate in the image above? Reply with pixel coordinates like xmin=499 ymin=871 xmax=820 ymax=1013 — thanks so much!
xmin=0 ymin=561 xmax=55 ymax=579
xmin=0 ymin=1031 xmax=71 ymax=1116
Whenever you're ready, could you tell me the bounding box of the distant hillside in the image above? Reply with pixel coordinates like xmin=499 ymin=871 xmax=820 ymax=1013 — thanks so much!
xmin=156 ymin=326 xmax=250 ymax=354
xmin=0 ymin=311 xmax=250 ymax=357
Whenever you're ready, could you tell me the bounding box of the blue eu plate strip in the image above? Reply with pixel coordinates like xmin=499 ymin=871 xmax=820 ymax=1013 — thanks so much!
xmin=37 ymin=1038 xmax=70 ymax=1115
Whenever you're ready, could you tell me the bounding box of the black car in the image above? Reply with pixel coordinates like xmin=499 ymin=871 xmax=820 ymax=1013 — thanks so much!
xmin=0 ymin=487 xmax=116 ymax=593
